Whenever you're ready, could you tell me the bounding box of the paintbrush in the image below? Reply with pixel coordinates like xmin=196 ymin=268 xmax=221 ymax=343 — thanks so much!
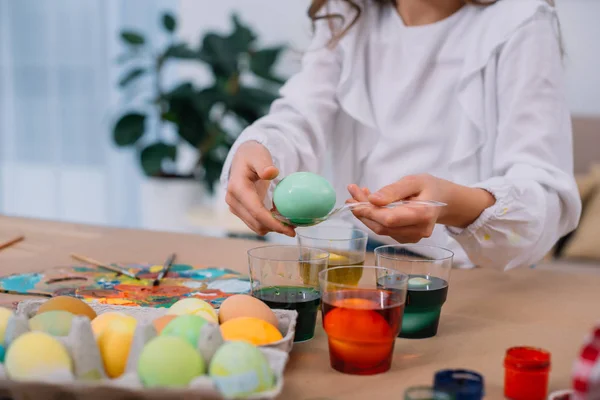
xmin=153 ymin=253 xmax=176 ymax=287
xmin=70 ymin=253 xmax=141 ymax=280
xmin=0 ymin=235 xmax=25 ymax=252
xmin=0 ymin=289 xmax=52 ymax=297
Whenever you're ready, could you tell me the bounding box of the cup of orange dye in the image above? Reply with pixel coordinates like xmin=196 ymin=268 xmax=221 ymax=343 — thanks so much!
xmin=319 ymin=266 xmax=408 ymax=375
xmin=504 ymin=346 xmax=551 ymax=400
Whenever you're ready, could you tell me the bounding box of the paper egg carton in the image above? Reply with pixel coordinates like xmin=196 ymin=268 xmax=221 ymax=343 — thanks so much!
xmin=0 ymin=300 xmax=299 ymax=400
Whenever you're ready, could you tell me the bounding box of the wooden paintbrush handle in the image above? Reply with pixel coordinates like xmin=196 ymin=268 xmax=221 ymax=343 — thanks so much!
xmin=0 ymin=235 xmax=25 ymax=252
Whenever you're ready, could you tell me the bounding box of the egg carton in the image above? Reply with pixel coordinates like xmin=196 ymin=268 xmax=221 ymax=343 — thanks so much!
xmin=0 ymin=300 xmax=299 ymax=400
xmin=16 ymin=299 xmax=297 ymax=353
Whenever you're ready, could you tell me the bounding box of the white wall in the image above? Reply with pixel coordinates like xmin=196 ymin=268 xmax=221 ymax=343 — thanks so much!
xmin=177 ymin=0 xmax=600 ymax=116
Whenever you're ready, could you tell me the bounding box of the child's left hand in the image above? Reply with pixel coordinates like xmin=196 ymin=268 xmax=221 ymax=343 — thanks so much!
xmin=346 ymin=174 xmax=448 ymax=243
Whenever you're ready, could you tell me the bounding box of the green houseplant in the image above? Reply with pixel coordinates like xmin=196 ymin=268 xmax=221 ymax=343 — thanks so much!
xmin=113 ymin=12 xmax=285 ymax=193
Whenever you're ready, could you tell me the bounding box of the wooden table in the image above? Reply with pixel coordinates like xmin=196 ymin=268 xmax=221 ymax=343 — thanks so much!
xmin=1 ymin=215 xmax=600 ymax=399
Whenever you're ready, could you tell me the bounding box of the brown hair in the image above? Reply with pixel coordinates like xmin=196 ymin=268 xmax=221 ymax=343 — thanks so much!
xmin=309 ymin=0 xmax=560 ymax=48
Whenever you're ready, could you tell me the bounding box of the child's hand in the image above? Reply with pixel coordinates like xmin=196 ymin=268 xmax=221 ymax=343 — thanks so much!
xmin=226 ymin=141 xmax=296 ymax=237
xmin=346 ymin=174 xmax=448 ymax=243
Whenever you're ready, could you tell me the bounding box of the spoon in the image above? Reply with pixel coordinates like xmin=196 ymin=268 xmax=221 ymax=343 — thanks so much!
xmin=272 ymin=200 xmax=447 ymax=227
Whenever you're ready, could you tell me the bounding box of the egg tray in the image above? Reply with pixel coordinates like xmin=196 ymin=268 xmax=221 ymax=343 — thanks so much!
xmin=0 ymin=300 xmax=300 ymax=400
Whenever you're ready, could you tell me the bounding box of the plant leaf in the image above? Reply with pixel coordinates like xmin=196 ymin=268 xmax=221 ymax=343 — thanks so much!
xmin=198 ymin=33 xmax=239 ymax=77
xmin=113 ymin=113 xmax=146 ymax=146
xmin=228 ymin=14 xmax=256 ymax=54
xmin=162 ymin=13 xmax=177 ymax=33
xmin=140 ymin=142 xmax=177 ymax=177
xmin=120 ymin=31 xmax=145 ymax=46
xmin=250 ymin=47 xmax=286 ymax=84
xmin=118 ymin=67 xmax=146 ymax=88
xmin=164 ymin=43 xmax=198 ymax=60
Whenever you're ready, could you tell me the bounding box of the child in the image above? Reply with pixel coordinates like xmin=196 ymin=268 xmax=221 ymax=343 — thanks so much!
xmin=221 ymin=0 xmax=581 ymax=270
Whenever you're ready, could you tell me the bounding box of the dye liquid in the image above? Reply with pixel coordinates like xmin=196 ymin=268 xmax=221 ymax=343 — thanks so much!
xmin=253 ymin=286 xmax=321 ymax=342
xmin=321 ymin=289 xmax=404 ymax=375
xmin=379 ymin=274 xmax=448 ymax=339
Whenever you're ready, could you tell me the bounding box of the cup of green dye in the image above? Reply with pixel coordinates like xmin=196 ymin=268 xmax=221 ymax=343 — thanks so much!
xmin=248 ymin=245 xmax=329 ymax=342
xmin=375 ymin=244 xmax=453 ymax=339
xmin=405 ymin=386 xmax=452 ymax=400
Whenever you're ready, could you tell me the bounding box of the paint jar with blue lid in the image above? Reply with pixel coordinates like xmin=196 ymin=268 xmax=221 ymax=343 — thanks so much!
xmin=433 ymin=369 xmax=485 ymax=400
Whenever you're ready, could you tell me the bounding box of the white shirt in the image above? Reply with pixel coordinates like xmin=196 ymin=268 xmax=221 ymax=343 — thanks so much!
xmin=221 ymin=0 xmax=581 ymax=271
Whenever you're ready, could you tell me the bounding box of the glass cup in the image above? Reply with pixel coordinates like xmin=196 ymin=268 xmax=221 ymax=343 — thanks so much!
xmin=319 ymin=266 xmax=408 ymax=375
xmin=375 ymin=245 xmax=453 ymax=339
xmin=404 ymin=387 xmax=452 ymax=400
xmin=296 ymin=227 xmax=368 ymax=286
xmin=248 ymin=245 xmax=329 ymax=342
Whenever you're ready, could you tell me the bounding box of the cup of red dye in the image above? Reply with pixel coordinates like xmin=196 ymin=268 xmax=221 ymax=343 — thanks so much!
xmin=504 ymin=346 xmax=551 ymax=400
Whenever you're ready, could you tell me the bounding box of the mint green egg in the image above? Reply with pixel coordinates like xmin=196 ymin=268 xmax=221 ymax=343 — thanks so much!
xmin=273 ymin=172 xmax=336 ymax=223
xmin=138 ymin=336 xmax=205 ymax=388
xmin=161 ymin=314 xmax=209 ymax=347
xmin=29 ymin=310 xmax=74 ymax=336
xmin=209 ymin=341 xmax=275 ymax=398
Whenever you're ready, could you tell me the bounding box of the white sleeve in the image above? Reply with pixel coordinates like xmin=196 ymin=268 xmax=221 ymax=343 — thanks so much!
xmin=220 ymin=19 xmax=342 ymax=198
xmin=447 ymin=14 xmax=582 ymax=271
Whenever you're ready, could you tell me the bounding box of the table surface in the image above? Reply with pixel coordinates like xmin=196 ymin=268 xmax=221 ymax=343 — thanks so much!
xmin=1 ymin=215 xmax=599 ymax=399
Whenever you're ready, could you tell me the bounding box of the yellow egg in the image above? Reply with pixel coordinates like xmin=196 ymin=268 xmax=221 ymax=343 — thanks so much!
xmin=5 ymin=331 xmax=72 ymax=381
xmin=0 ymin=307 xmax=14 ymax=345
xmin=167 ymin=298 xmax=218 ymax=323
xmin=220 ymin=317 xmax=283 ymax=346
xmin=219 ymin=295 xmax=278 ymax=328
xmin=37 ymin=296 xmax=97 ymax=321
xmin=91 ymin=312 xmax=128 ymax=337
xmin=96 ymin=316 xmax=137 ymax=378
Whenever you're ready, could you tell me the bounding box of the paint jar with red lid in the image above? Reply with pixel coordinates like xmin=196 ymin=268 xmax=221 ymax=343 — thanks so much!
xmin=504 ymin=346 xmax=551 ymax=400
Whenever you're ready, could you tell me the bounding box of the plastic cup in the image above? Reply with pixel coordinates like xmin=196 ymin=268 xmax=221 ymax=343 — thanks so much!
xmin=248 ymin=245 xmax=329 ymax=342
xmin=433 ymin=369 xmax=485 ymax=400
xmin=319 ymin=266 xmax=408 ymax=375
xmin=296 ymin=227 xmax=368 ymax=286
xmin=504 ymin=346 xmax=551 ymax=400
xmin=375 ymin=244 xmax=453 ymax=338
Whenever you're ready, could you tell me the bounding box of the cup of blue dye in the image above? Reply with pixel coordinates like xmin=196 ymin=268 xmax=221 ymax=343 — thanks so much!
xmin=433 ymin=369 xmax=485 ymax=400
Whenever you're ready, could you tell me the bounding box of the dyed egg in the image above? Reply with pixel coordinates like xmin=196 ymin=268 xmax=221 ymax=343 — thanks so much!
xmin=138 ymin=336 xmax=205 ymax=388
xmin=91 ymin=312 xmax=128 ymax=337
xmin=152 ymin=315 xmax=177 ymax=334
xmin=323 ymin=299 xmax=393 ymax=366
xmin=209 ymin=341 xmax=275 ymax=398
xmin=167 ymin=298 xmax=218 ymax=323
xmin=0 ymin=344 xmax=5 ymax=363
xmin=220 ymin=317 xmax=283 ymax=346
xmin=37 ymin=296 xmax=96 ymax=321
xmin=161 ymin=315 xmax=210 ymax=347
xmin=96 ymin=315 xmax=137 ymax=378
xmin=29 ymin=310 xmax=74 ymax=336
xmin=5 ymin=332 xmax=73 ymax=381
xmin=219 ymin=295 xmax=278 ymax=328
xmin=273 ymin=172 xmax=336 ymax=224
xmin=0 ymin=307 xmax=14 ymax=345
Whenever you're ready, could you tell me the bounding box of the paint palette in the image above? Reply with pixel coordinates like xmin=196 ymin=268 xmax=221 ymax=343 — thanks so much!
xmin=0 ymin=264 xmax=251 ymax=308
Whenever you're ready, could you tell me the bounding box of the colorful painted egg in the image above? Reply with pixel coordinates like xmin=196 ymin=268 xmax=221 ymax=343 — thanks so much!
xmin=96 ymin=315 xmax=137 ymax=378
xmin=37 ymin=296 xmax=96 ymax=321
xmin=0 ymin=344 xmax=5 ymax=363
xmin=161 ymin=315 xmax=210 ymax=347
xmin=29 ymin=310 xmax=74 ymax=336
xmin=273 ymin=172 xmax=336 ymax=224
xmin=0 ymin=307 xmax=14 ymax=345
xmin=166 ymin=298 xmax=218 ymax=323
xmin=220 ymin=317 xmax=283 ymax=346
xmin=152 ymin=315 xmax=177 ymax=334
xmin=218 ymin=295 xmax=278 ymax=328
xmin=138 ymin=336 xmax=205 ymax=388
xmin=5 ymin=332 xmax=73 ymax=381
xmin=209 ymin=341 xmax=275 ymax=398
xmin=91 ymin=312 xmax=129 ymax=337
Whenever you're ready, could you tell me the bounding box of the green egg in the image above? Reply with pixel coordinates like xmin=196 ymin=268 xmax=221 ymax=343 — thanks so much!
xmin=273 ymin=172 xmax=336 ymax=222
xmin=29 ymin=310 xmax=75 ymax=336
xmin=209 ymin=341 xmax=275 ymax=398
xmin=161 ymin=314 xmax=209 ymax=347
xmin=138 ymin=336 xmax=205 ymax=388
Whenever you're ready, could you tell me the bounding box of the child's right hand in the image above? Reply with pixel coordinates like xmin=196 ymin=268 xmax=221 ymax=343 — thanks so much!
xmin=225 ymin=141 xmax=296 ymax=237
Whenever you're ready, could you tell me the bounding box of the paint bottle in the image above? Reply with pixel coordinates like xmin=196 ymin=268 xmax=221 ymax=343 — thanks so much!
xmin=404 ymin=386 xmax=452 ymax=400
xmin=433 ymin=369 xmax=484 ymax=400
xmin=504 ymin=346 xmax=551 ymax=400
